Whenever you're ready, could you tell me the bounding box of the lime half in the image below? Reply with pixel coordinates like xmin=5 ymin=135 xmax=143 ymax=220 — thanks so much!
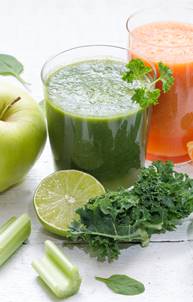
xmin=34 ymin=170 xmax=105 ymax=236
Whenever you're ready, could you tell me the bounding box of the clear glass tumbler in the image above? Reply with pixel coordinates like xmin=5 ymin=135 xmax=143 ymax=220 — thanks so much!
xmin=127 ymin=5 xmax=193 ymax=163
xmin=41 ymin=45 xmax=154 ymax=189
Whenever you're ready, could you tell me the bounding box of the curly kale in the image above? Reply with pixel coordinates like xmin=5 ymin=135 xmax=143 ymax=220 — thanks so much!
xmin=68 ymin=161 xmax=193 ymax=262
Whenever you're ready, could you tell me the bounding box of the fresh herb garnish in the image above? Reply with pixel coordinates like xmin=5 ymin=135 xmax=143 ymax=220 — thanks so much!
xmin=95 ymin=274 xmax=145 ymax=296
xmin=68 ymin=161 xmax=193 ymax=262
xmin=158 ymin=62 xmax=174 ymax=92
xmin=122 ymin=58 xmax=174 ymax=108
xmin=0 ymin=54 xmax=28 ymax=87
xmin=132 ymin=87 xmax=160 ymax=108
xmin=122 ymin=59 xmax=151 ymax=82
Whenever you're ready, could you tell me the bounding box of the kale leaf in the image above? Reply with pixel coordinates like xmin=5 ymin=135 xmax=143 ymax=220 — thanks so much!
xmin=68 ymin=161 xmax=193 ymax=262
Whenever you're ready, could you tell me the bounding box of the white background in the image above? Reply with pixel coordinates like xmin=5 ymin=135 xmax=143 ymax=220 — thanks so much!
xmin=1 ymin=0 xmax=193 ymax=301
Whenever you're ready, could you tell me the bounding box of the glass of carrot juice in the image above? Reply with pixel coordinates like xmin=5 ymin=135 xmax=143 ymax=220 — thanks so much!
xmin=127 ymin=6 xmax=193 ymax=163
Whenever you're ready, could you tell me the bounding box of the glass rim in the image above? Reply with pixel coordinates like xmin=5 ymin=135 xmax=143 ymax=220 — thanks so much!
xmin=126 ymin=5 xmax=193 ymax=49
xmin=41 ymin=44 xmax=157 ymax=83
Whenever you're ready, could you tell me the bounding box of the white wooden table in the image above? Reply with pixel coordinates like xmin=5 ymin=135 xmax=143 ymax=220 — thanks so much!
xmin=1 ymin=0 xmax=193 ymax=301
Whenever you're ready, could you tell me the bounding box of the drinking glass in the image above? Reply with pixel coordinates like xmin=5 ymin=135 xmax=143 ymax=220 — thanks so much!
xmin=127 ymin=6 xmax=193 ymax=163
xmin=41 ymin=45 xmax=154 ymax=189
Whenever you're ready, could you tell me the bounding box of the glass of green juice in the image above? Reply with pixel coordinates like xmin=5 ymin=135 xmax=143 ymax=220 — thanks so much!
xmin=41 ymin=45 xmax=154 ymax=190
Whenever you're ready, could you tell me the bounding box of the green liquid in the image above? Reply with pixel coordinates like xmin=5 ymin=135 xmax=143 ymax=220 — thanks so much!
xmin=45 ymin=59 xmax=149 ymax=189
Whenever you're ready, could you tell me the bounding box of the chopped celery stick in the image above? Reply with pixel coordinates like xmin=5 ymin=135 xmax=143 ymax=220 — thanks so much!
xmin=0 ymin=214 xmax=31 ymax=266
xmin=32 ymin=240 xmax=82 ymax=299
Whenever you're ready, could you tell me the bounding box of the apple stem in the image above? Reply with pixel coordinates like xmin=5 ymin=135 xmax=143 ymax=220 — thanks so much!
xmin=10 ymin=96 xmax=21 ymax=106
xmin=0 ymin=96 xmax=21 ymax=120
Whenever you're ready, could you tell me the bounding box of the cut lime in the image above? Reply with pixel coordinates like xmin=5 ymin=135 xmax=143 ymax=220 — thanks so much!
xmin=33 ymin=170 xmax=105 ymax=236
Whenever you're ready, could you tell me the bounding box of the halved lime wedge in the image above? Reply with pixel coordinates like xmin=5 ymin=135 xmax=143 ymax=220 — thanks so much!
xmin=33 ymin=170 xmax=105 ymax=236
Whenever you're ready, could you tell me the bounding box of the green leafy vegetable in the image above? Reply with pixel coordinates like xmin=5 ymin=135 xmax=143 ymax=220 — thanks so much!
xmin=122 ymin=59 xmax=174 ymax=108
xmin=132 ymin=87 xmax=160 ymax=108
xmin=95 ymin=274 xmax=145 ymax=295
xmin=158 ymin=62 xmax=174 ymax=92
xmin=0 ymin=54 xmax=28 ymax=86
xmin=68 ymin=161 xmax=193 ymax=261
xmin=122 ymin=58 xmax=151 ymax=82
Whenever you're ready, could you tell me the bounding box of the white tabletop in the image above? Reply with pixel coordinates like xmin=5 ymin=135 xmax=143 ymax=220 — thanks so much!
xmin=1 ymin=0 xmax=193 ymax=301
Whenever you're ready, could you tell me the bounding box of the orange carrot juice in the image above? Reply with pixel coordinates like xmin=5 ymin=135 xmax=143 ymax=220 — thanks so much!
xmin=130 ymin=21 xmax=193 ymax=163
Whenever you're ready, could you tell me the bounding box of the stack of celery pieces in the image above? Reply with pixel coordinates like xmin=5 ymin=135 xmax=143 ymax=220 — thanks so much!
xmin=0 ymin=214 xmax=81 ymax=299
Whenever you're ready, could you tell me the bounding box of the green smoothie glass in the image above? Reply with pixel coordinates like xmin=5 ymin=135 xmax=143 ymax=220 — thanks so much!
xmin=42 ymin=45 xmax=153 ymax=190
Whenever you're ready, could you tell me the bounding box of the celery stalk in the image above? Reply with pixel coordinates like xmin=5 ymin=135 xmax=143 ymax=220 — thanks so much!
xmin=0 ymin=214 xmax=31 ymax=266
xmin=32 ymin=240 xmax=82 ymax=298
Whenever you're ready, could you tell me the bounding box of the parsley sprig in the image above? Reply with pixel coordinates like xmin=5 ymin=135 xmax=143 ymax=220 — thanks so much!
xmin=122 ymin=59 xmax=174 ymax=109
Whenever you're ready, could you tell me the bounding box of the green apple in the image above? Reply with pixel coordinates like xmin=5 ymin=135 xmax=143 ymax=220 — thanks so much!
xmin=0 ymin=82 xmax=47 ymax=192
